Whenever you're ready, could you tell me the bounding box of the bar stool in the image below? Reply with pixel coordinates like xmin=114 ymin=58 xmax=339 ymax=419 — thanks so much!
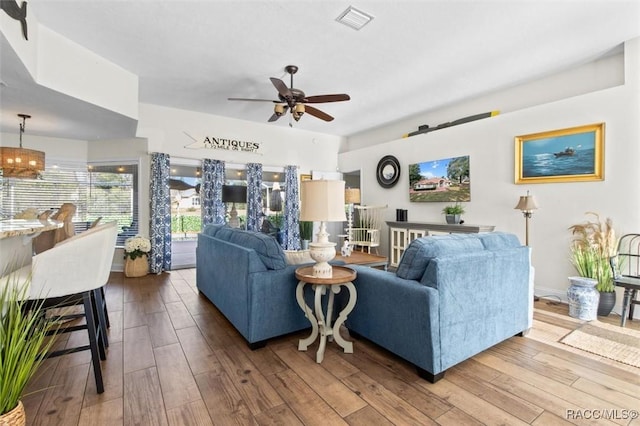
xmin=9 ymin=222 xmax=117 ymax=393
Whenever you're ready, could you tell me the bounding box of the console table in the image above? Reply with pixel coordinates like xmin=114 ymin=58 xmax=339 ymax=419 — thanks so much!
xmin=334 ymin=251 xmax=388 ymax=270
xmin=386 ymin=221 xmax=495 ymax=267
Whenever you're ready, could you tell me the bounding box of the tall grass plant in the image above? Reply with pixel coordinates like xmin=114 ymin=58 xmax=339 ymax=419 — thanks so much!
xmin=569 ymin=212 xmax=617 ymax=292
xmin=0 ymin=272 xmax=59 ymax=415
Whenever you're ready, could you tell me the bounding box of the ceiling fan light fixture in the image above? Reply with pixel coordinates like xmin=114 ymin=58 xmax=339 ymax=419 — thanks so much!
xmin=274 ymin=104 xmax=285 ymax=116
xmin=292 ymin=103 xmax=305 ymax=121
xmin=336 ymin=6 xmax=374 ymax=31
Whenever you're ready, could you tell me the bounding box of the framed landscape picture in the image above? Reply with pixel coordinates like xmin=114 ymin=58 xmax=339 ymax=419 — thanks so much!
xmin=515 ymin=123 xmax=604 ymax=184
xmin=408 ymin=155 xmax=470 ymax=202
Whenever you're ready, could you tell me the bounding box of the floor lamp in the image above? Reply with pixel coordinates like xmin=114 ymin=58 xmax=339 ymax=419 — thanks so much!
xmin=514 ymin=190 xmax=539 ymax=246
xmin=222 ymin=185 xmax=247 ymax=228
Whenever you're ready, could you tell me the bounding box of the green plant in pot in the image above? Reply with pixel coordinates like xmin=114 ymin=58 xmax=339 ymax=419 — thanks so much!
xmin=442 ymin=203 xmax=465 ymax=224
xmin=1 ymin=272 xmax=60 ymax=424
xmin=569 ymin=212 xmax=618 ymax=316
xmin=299 ymin=221 xmax=313 ymax=250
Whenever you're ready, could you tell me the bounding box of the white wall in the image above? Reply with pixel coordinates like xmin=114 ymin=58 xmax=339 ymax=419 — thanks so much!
xmin=137 ymin=103 xmax=344 ymax=174
xmin=1 ymin=12 xmax=138 ymax=120
xmin=346 ymin=47 xmax=625 ymax=151
xmin=0 ymin=132 xmax=88 ymax=160
xmin=338 ymin=38 xmax=640 ymax=315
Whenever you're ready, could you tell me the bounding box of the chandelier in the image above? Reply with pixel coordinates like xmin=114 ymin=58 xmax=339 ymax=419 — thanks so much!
xmin=0 ymin=114 xmax=45 ymax=179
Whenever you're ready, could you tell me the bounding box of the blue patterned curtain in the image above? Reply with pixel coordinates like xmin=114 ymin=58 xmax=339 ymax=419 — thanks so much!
xmin=149 ymin=152 xmax=171 ymax=273
xmin=201 ymin=159 xmax=225 ymax=226
xmin=245 ymin=163 xmax=263 ymax=231
xmin=282 ymin=165 xmax=301 ymax=250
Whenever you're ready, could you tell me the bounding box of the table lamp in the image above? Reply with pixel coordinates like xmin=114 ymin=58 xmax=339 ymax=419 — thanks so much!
xmin=514 ymin=190 xmax=538 ymax=246
xmin=222 ymin=185 xmax=247 ymax=228
xmin=300 ymin=180 xmax=346 ymax=278
xmin=343 ymin=187 xmax=361 ymax=257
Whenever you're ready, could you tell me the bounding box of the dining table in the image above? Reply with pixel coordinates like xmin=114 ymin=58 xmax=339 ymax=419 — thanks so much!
xmin=0 ymin=219 xmax=63 ymax=277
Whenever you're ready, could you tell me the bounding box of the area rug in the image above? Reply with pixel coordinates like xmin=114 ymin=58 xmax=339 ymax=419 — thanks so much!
xmin=560 ymin=321 xmax=640 ymax=368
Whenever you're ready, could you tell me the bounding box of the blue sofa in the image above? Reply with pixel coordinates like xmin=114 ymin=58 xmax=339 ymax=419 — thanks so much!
xmin=196 ymin=224 xmax=314 ymax=348
xmin=343 ymin=232 xmax=532 ymax=383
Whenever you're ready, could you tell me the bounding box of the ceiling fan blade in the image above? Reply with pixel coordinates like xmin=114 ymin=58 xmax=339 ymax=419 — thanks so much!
xmin=304 ymin=94 xmax=350 ymax=103
xmin=270 ymin=77 xmax=293 ymax=99
xmin=268 ymin=113 xmax=281 ymax=122
xmin=268 ymin=105 xmax=289 ymax=122
xmin=304 ymin=105 xmax=334 ymax=122
xmin=228 ymin=97 xmax=278 ymax=102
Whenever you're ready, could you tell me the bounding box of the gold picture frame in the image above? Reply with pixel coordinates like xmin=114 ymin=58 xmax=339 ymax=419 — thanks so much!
xmin=514 ymin=123 xmax=604 ymax=184
xmin=300 ymin=174 xmax=312 ymax=181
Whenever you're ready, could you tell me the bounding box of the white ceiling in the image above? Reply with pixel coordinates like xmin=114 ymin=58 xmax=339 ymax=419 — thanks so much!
xmin=1 ymin=1 xmax=639 ymax=141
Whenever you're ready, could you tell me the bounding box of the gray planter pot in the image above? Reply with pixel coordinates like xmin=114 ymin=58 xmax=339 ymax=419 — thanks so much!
xmin=597 ymin=291 xmax=616 ymax=316
xmin=445 ymin=214 xmax=461 ymax=224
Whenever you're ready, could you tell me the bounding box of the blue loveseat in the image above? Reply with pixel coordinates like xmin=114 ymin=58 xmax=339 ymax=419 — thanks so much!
xmin=343 ymin=232 xmax=532 ymax=382
xmin=196 ymin=224 xmax=314 ymax=348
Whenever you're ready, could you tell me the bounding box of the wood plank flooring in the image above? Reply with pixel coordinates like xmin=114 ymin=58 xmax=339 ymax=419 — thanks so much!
xmin=21 ymin=271 xmax=640 ymax=425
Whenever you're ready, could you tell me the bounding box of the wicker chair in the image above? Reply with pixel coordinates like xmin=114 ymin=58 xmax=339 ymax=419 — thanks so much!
xmin=350 ymin=205 xmax=387 ymax=254
xmin=33 ymin=203 xmax=77 ymax=254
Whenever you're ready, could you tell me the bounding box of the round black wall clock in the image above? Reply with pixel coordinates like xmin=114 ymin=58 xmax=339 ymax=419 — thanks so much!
xmin=376 ymin=155 xmax=400 ymax=188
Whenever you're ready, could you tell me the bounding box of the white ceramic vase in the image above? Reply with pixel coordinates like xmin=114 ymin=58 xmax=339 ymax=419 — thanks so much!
xmin=567 ymin=276 xmax=599 ymax=321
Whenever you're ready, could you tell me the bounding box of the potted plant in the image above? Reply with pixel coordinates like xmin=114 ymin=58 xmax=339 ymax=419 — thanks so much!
xmin=569 ymin=212 xmax=618 ymax=316
xmin=1 ymin=273 xmax=60 ymax=425
xmin=124 ymin=235 xmax=151 ymax=277
xmin=299 ymin=221 xmax=313 ymax=250
xmin=442 ymin=203 xmax=465 ymax=224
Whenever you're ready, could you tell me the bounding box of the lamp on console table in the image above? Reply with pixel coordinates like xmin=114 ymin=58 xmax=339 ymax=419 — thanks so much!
xmin=343 ymin=187 xmax=361 ymax=257
xmin=222 ymin=185 xmax=247 ymax=228
xmin=300 ymin=180 xmax=346 ymax=278
xmin=514 ymin=190 xmax=539 ymax=246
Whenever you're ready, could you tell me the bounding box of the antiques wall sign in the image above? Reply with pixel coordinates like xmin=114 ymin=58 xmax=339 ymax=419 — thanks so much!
xmin=184 ymin=132 xmax=262 ymax=154
xmin=202 ymin=136 xmax=261 ymax=153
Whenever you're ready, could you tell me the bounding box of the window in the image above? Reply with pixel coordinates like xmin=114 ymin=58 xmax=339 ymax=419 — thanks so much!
xmin=88 ymin=163 xmax=139 ymax=246
xmin=1 ymin=160 xmax=138 ymax=247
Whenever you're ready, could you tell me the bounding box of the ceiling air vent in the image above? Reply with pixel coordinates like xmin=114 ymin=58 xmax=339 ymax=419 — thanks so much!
xmin=336 ymin=6 xmax=374 ymax=31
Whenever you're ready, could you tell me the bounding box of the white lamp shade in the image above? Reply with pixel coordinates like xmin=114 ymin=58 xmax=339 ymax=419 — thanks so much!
xmin=300 ymin=180 xmax=346 ymax=222
xmin=345 ymin=188 xmax=361 ymax=204
xmin=514 ymin=195 xmax=539 ymax=212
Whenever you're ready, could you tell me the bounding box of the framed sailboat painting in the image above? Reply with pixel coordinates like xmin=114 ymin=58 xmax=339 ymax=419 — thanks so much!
xmin=515 ymin=123 xmax=604 ymax=184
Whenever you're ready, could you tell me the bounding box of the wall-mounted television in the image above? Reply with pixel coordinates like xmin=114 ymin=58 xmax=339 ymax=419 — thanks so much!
xmin=409 ymin=155 xmax=470 ymax=202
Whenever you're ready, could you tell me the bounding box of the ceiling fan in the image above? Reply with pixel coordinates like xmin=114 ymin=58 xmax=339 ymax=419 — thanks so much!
xmin=228 ymin=65 xmax=350 ymax=123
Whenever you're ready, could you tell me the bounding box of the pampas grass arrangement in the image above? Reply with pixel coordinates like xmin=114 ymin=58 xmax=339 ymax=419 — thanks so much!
xmin=569 ymin=212 xmax=617 ymax=292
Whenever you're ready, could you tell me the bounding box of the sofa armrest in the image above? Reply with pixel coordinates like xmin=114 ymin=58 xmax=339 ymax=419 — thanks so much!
xmin=423 ymin=247 xmax=531 ymax=371
xmin=196 ymin=233 xmax=267 ymax=338
xmin=345 ymin=266 xmax=441 ymax=371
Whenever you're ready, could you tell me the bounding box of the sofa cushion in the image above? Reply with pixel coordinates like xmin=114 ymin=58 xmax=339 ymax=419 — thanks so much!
xmin=284 ymin=250 xmax=314 ymax=265
xmin=476 ymin=232 xmax=522 ymax=250
xmin=202 ymin=223 xmax=227 ymax=238
xmin=396 ymin=234 xmax=485 ymax=280
xmin=214 ymin=227 xmax=286 ymax=270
